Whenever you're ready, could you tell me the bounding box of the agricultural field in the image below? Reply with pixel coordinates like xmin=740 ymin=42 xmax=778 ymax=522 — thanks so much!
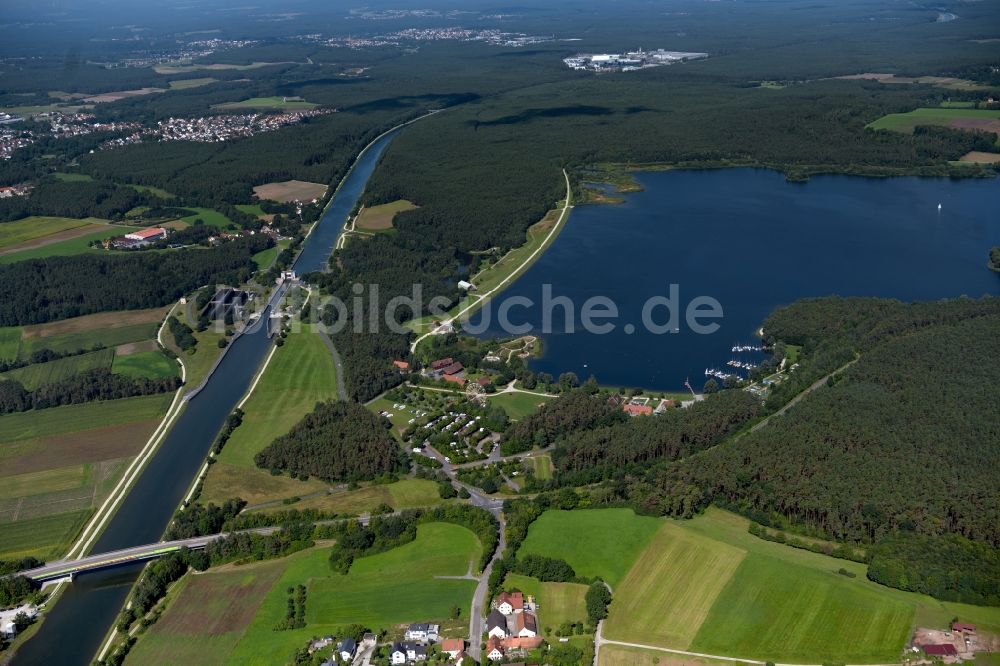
xmin=0 ymin=393 xmax=174 ymax=559
xmin=0 ymin=327 xmax=21 ymax=361
xmin=0 ymin=226 xmax=121 ymax=264
xmin=599 ymin=645 xmax=734 ymax=666
xmin=16 ymin=306 xmax=165 ymax=357
xmin=487 ymin=391 xmax=553 ymax=419
xmin=960 ymin=151 xmax=1000 ymax=164
xmin=1 ymin=348 xmax=115 ymax=389
xmin=518 ymin=509 xmax=662 ymax=587
xmin=201 ymin=328 xmax=338 ymax=504
xmin=504 ymin=573 xmax=588 ymax=638
xmin=355 ymin=199 xmax=417 ymax=231
xmin=253 ymin=180 xmax=327 ymax=203
xmin=867 ymin=107 xmax=1000 ymax=137
xmin=212 ymin=96 xmax=317 ymax=110
xmin=127 ymin=523 xmax=480 ymax=665
xmin=0 ymin=216 xmax=96 ymax=249
xmin=130 ymin=184 xmax=174 ymax=199
xmin=587 ymin=507 xmax=1000 ymax=664
xmin=168 ymin=77 xmax=217 ymax=90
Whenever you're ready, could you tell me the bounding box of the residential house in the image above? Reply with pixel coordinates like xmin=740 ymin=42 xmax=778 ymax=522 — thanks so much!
xmin=405 ymin=642 xmax=427 ymax=661
xmin=514 ymin=611 xmax=538 ymax=638
xmin=390 ymin=643 xmax=408 ymax=665
xmin=441 ymin=638 xmax=465 ymax=659
xmin=443 ymin=373 xmax=466 ymax=387
xmin=405 ymin=623 xmax=439 ymax=642
xmin=497 ymin=591 xmax=524 ymax=615
xmin=309 ymin=636 xmax=334 ymax=652
xmin=485 ymin=637 xmax=505 ymax=661
xmin=338 ymin=637 xmax=357 ymax=662
xmin=393 ymin=360 xmax=411 ymax=372
xmin=623 ymin=402 xmax=653 ymax=417
xmin=487 ymin=608 xmax=508 ymax=638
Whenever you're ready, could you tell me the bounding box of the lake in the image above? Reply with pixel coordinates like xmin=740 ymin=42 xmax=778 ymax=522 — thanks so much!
xmin=470 ymin=168 xmax=1000 ymax=390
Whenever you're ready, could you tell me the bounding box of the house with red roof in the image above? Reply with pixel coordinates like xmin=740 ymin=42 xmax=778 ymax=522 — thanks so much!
xmin=623 ymin=402 xmax=653 ymax=417
xmin=497 ymin=591 xmax=523 ymax=615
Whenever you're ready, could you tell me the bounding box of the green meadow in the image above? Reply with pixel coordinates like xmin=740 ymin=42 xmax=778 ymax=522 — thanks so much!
xmin=128 ymin=523 xmax=480 ymax=666
xmin=1 ymin=348 xmax=115 ymax=389
xmin=867 ymin=107 xmax=1000 ymax=134
xmin=487 ymin=390 xmax=553 ymax=419
xmin=112 ymin=350 xmax=180 ymax=380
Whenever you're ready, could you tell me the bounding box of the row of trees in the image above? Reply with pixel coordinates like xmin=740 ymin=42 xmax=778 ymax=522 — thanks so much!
xmin=0 ymin=235 xmax=272 ymax=326
xmin=0 ymin=369 xmax=180 ymax=414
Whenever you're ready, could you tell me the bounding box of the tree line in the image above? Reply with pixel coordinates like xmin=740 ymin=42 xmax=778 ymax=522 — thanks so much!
xmin=0 ymin=368 xmax=180 ymax=414
xmin=0 ymin=235 xmax=271 ymax=326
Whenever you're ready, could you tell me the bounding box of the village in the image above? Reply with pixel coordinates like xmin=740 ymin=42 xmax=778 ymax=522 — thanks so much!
xmin=299 ymin=590 xmax=544 ymax=666
xmin=563 ymin=48 xmax=709 ymax=72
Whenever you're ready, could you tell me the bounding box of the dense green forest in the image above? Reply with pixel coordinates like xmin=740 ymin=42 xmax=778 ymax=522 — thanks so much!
xmin=0 ymin=178 xmax=148 ymax=222
xmin=0 ymin=236 xmax=270 ymax=325
xmin=254 ymin=401 xmax=404 ymax=482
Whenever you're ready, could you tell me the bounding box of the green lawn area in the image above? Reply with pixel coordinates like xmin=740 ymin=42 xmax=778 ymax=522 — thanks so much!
xmin=487 ymin=391 xmax=554 ymax=419
xmin=518 ymin=509 xmax=662 ymax=587
xmin=0 ymin=464 xmax=90 ymax=501
xmin=180 ymin=207 xmax=233 ymax=228
xmin=1 ymin=348 xmax=115 ymax=390
xmin=530 ymin=455 xmax=553 ymax=480
xmin=0 ymin=327 xmax=21 ymax=361
xmin=130 ymin=184 xmax=174 ymax=198
xmin=112 ymin=349 xmax=180 ymax=380
xmin=235 ymin=204 xmax=266 ymax=217
xmin=216 ymin=328 xmax=338 ymax=469
xmin=52 ymin=172 xmax=95 ymax=182
xmin=366 ymin=397 xmax=418 ymax=435
xmin=0 ymin=227 xmax=120 ymax=264
xmin=0 ymin=216 xmax=97 ymax=249
xmin=867 ymin=107 xmax=1000 ymax=134
xmin=504 ymin=573 xmax=588 ymax=638
xmin=940 ymin=100 xmax=978 ymax=108
xmin=212 ymin=96 xmax=317 ymax=111
xmin=251 ymin=245 xmax=279 ymax=270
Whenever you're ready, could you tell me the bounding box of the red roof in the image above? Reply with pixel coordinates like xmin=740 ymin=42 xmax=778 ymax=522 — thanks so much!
xmin=923 ymin=644 xmax=958 ymax=656
xmin=441 ymin=638 xmax=464 ymax=653
xmin=127 ymin=226 xmax=166 ymax=240
xmin=443 ymin=374 xmax=466 ymax=387
xmin=393 ymin=360 xmax=410 ymax=371
xmin=624 ymin=403 xmax=653 ymax=416
xmin=442 ymin=362 xmax=464 ymax=375
xmin=952 ymin=622 xmax=976 ymax=633
xmin=486 ymin=637 xmax=503 ymax=655
xmin=431 ymin=357 xmax=454 ymax=370
xmin=476 ymin=376 xmax=491 ymax=386
xmin=497 ymin=591 xmax=523 ymax=611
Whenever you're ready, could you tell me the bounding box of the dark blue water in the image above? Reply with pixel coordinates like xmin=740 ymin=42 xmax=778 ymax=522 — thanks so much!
xmin=12 ymin=129 xmax=400 ymax=666
xmin=471 ymin=169 xmax=1000 ymax=390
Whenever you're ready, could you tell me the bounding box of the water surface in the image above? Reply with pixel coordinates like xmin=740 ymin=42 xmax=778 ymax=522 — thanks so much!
xmin=472 ymin=169 xmax=1000 ymax=389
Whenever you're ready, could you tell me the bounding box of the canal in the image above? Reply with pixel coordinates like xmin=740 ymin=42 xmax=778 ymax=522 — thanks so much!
xmin=11 ymin=127 xmax=401 ymax=666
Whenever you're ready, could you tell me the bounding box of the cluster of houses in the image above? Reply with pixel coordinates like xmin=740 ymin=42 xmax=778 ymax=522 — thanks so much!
xmin=485 ymin=592 xmax=543 ymax=661
xmin=389 ymin=623 xmax=468 ymax=665
xmin=608 ymin=393 xmax=679 ymax=417
xmin=429 ymin=357 xmax=467 ymax=386
xmin=0 ymin=182 xmax=31 ymax=198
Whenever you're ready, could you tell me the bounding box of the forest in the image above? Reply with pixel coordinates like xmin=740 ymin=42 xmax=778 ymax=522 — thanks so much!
xmin=254 ymin=400 xmax=404 ymax=482
xmin=0 ymin=235 xmax=271 ymax=325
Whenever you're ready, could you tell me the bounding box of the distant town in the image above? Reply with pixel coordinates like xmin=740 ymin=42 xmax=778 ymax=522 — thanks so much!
xmin=564 ymin=49 xmax=709 ymax=72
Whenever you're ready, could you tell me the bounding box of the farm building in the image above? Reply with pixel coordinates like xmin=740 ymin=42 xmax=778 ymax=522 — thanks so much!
xmin=497 ymin=591 xmax=524 ymax=615
xmin=441 ymin=638 xmax=465 ymax=658
xmin=124 ymin=227 xmax=167 ymax=243
xmin=923 ymin=644 xmax=958 ymax=657
xmin=487 ymin=609 xmax=508 ymax=638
